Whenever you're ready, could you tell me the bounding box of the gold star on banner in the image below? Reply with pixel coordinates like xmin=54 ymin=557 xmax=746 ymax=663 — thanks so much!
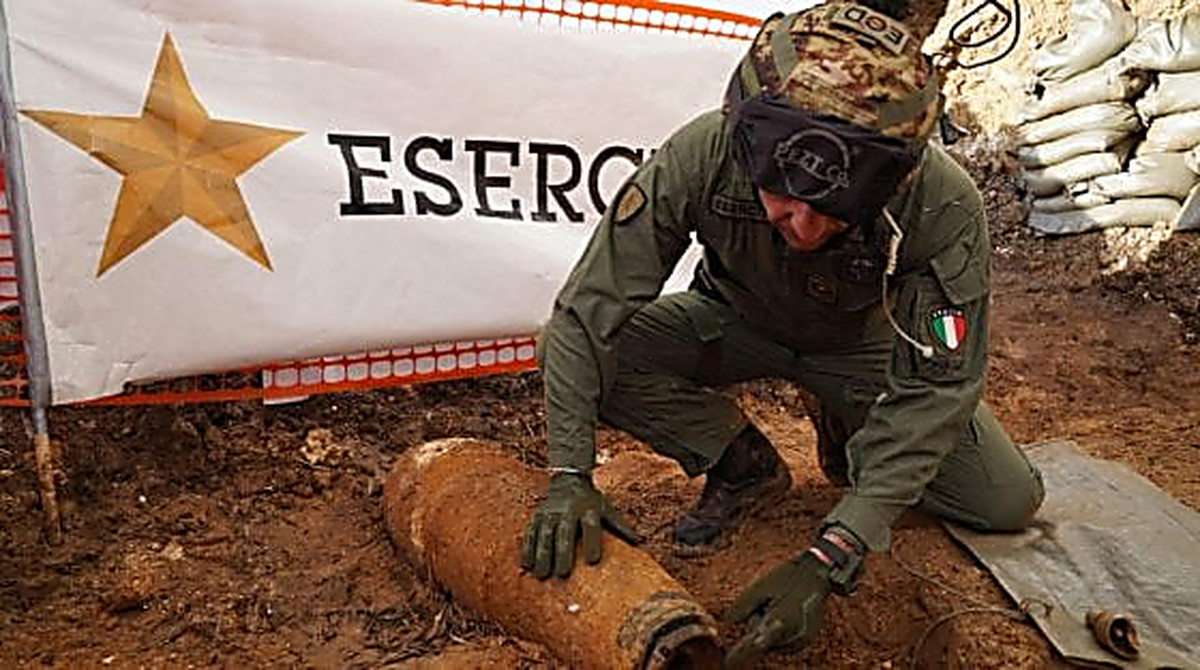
xmin=22 ymin=34 xmax=302 ymax=276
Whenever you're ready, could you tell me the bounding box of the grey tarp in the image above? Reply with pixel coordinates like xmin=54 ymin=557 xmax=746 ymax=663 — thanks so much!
xmin=944 ymin=441 xmax=1200 ymax=669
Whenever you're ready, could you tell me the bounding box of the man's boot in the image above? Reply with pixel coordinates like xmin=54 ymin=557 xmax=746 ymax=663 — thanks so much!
xmin=672 ymin=424 xmax=792 ymax=547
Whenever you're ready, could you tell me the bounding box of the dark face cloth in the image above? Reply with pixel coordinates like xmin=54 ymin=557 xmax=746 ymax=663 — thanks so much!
xmin=729 ymin=96 xmax=918 ymax=227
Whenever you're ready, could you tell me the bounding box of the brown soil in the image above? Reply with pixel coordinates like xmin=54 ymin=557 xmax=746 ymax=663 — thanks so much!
xmin=3 ymin=3 xmax=1200 ymax=668
xmin=1 ymin=134 xmax=1196 ymax=669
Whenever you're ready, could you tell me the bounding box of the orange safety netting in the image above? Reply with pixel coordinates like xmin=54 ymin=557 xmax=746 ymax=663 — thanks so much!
xmin=0 ymin=0 xmax=756 ymax=407
xmin=0 ymin=185 xmax=27 ymax=406
xmin=416 ymin=0 xmax=761 ymax=38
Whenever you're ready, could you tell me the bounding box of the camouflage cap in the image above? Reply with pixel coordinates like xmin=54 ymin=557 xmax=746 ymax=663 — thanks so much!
xmin=728 ymin=2 xmax=942 ymax=146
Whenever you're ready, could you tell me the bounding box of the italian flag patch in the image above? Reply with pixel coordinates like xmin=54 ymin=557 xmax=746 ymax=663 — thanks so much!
xmin=930 ymin=307 xmax=967 ymax=351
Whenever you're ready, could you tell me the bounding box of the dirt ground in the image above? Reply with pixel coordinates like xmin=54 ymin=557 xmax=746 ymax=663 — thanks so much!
xmin=1 ymin=131 xmax=1197 ymax=668
xmin=3 ymin=2 xmax=1200 ymax=668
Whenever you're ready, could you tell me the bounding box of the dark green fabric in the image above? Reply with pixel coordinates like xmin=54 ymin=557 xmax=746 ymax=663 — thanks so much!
xmin=539 ymin=109 xmax=1041 ymax=553
xmin=595 ymin=288 xmax=1042 ymax=542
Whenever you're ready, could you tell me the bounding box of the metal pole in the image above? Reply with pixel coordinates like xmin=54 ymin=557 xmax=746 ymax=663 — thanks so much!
xmin=0 ymin=2 xmax=60 ymax=544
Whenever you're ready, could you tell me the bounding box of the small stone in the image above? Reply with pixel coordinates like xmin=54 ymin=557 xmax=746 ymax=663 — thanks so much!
xmin=161 ymin=542 xmax=185 ymax=561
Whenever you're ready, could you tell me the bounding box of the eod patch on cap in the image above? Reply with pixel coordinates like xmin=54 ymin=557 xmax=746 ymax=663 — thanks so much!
xmin=827 ymin=3 xmax=911 ymax=56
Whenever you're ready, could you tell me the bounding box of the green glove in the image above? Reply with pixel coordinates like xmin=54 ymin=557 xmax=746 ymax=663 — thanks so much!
xmin=520 ymin=473 xmax=639 ymax=580
xmin=723 ymin=551 xmax=833 ymax=669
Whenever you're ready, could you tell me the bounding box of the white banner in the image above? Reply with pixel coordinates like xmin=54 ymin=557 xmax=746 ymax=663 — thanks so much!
xmin=1 ymin=0 xmax=764 ymax=403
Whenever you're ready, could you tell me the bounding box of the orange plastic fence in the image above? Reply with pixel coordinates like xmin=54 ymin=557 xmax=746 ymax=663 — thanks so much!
xmin=0 ymin=187 xmax=27 ymax=406
xmin=0 ymin=0 xmax=757 ymax=407
xmin=416 ymin=0 xmax=761 ymax=38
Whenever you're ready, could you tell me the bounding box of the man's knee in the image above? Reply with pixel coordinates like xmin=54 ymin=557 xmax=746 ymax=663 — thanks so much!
xmin=961 ymin=406 xmax=1045 ymax=532
xmin=976 ymin=465 xmax=1045 ymax=532
xmin=925 ymin=433 xmax=1047 ymax=533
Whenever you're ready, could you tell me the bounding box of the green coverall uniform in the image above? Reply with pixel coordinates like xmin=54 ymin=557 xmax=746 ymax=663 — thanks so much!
xmin=539 ymin=109 xmax=1044 ymax=552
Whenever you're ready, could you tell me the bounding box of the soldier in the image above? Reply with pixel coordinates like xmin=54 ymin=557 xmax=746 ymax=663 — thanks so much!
xmin=521 ymin=2 xmax=1045 ymax=663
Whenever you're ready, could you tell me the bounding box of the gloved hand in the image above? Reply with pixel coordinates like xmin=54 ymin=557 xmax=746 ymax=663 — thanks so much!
xmin=723 ymin=551 xmax=833 ymax=669
xmin=520 ymin=473 xmax=639 ymax=580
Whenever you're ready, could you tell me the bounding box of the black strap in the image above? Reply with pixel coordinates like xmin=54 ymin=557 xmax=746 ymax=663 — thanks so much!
xmin=813 ymin=534 xmax=852 ymax=569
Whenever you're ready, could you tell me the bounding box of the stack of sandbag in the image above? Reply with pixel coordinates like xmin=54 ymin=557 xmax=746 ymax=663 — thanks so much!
xmin=1017 ymin=0 xmax=1200 ymax=235
xmin=1121 ymin=12 xmax=1200 ymax=233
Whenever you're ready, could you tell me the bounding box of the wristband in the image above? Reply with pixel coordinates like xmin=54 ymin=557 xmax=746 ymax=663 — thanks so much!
xmin=808 ymin=526 xmax=865 ymax=596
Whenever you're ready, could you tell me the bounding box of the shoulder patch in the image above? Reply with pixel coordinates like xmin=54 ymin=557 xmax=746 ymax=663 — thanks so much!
xmin=612 ymin=183 xmax=646 ymax=225
xmin=928 ymin=306 xmax=967 ymax=351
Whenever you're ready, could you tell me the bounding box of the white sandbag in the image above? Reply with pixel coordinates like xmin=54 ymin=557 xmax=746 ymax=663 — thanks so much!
xmin=1028 ymin=198 xmax=1182 ymax=235
xmin=1033 ymin=0 xmax=1138 ymax=82
xmin=1017 ymin=128 xmax=1132 ymax=168
xmin=1092 ymin=153 xmax=1200 ymax=199
xmin=1119 ymin=13 xmax=1200 ymax=73
xmin=1023 ymin=152 xmax=1125 ymax=197
xmin=1137 ymin=110 xmax=1200 ymax=155
xmin=1136 ymin=71 xmax=1200 ymax=121
xmin=1016 ymin=102 xmax=1140 ymax=146
xmin=1177 ymin=185 xmax=1200 ymax=230
xmin=1188 ymin=145 xmax=1200 ymax=175
xmin=1021 ymin=60 xmax=1150 ymax=123
xmin=1031 ymin=189 xmax=1112 ymax=212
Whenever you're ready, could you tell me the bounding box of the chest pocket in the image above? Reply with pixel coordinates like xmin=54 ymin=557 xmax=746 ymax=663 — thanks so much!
xmin=831 ymin=275 xmax=882 ymax=312
xmin=829 ymin=242 xmax=886 ymax=312
xmin=797 ymin=265 xmax=880 ymax=312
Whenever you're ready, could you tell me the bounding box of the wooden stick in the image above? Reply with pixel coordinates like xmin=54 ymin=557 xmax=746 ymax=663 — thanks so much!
xmin=34 ymin=432 xmax=61 ymax=545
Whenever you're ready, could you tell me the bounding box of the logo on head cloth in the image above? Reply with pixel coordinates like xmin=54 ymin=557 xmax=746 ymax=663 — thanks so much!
xmin=773 ymin=128 xmax=852 ymax=201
